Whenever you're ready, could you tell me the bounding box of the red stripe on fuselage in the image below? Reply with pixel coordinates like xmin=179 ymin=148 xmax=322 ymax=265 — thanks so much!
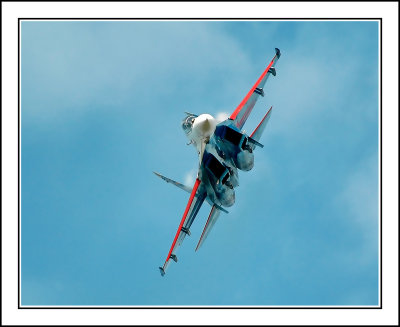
xmin=165 ymin=178 xmax=201 ymax=263
xmin=230 ymin=55 xmax=277 ymax=122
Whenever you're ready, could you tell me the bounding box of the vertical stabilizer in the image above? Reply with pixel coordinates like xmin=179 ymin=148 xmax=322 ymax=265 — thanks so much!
xmin=250 ymin=106 xmax=273 ymax=143
xmin=195 ymin=205 xmax=221 ymax=251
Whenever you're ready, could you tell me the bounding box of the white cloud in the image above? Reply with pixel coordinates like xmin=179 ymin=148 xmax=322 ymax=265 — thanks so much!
xmin=184 ymin=168 xmax=197 ymax=186
xmin=215 ymin=111 xmax=230 ymax=122
xmin=337 ymin=152 xmax=379 ymax=266
xmin=21 ymin=21 xmax=252 ymax=123
xmin=21 ymin=279 xmax=66 ymax=305
xmin=340 ymin=153 xmax=378 ymax=226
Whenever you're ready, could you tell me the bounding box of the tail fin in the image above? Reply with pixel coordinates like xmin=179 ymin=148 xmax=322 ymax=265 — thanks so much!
xmin=153 ymin=172 xmax=192 ymax=193
xmin=195 ymin=205 xmax=221 ymax=252
xmin=250 ymin=106 xmax=273 ymax=143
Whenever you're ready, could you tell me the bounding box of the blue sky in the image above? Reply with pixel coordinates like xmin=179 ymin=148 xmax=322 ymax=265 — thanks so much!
xmin=21 ymin=20 xmax=379 ymax=306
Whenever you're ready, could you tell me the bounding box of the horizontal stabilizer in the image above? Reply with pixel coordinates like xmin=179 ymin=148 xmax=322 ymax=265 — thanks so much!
xmin=213 ymin=203 xmax=229 ymax=214
xmin=153 ymin=171 xmax=192 ymax=193
xmin=247 ymin=136 xmax=264 ymax=148
xmin=250 ymin=106 xmax=273 ymax=145
xmin=204 ymin=198 xmax=229 ymax=214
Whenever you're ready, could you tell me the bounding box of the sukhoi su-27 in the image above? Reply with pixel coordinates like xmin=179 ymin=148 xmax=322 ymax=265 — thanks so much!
xmin=155 ymin=48 xmax=282 ymax=276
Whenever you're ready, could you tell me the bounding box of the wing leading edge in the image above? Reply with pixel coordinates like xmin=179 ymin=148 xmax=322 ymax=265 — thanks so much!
xmin=230 ymin=48 xmax=281 ymax=130
xmin=159 ymin=178 xmax=206 ymax=276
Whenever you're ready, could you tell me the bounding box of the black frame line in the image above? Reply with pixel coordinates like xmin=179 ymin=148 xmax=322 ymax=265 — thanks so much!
xmin=17 ymin=17 xmax=383 ymax=310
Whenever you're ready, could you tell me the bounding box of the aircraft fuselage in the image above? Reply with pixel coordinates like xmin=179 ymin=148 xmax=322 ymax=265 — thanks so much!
xmin=182 ymin=113 xmax=254 ymax=208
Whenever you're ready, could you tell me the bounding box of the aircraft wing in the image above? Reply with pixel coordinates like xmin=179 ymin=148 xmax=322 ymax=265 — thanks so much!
xmin=195 ymin=205 xmax=221 ymax=251
xmin=159 ymin=178 xmax=207 ymax=276
xmin=230 ymin=48 xmax=281 ymax=130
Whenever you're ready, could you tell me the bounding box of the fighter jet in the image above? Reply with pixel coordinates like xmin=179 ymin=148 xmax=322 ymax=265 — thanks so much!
xmin=155 ymin=48 xmax=281 ymax=276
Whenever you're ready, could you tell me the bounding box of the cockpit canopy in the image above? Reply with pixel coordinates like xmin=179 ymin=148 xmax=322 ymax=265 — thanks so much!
xmin=182 ymin=114 xmax=197 ymax=135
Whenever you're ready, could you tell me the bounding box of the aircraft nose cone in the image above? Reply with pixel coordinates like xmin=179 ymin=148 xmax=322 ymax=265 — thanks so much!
xmin=191 ymin=114 xmax=217 ymax=143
